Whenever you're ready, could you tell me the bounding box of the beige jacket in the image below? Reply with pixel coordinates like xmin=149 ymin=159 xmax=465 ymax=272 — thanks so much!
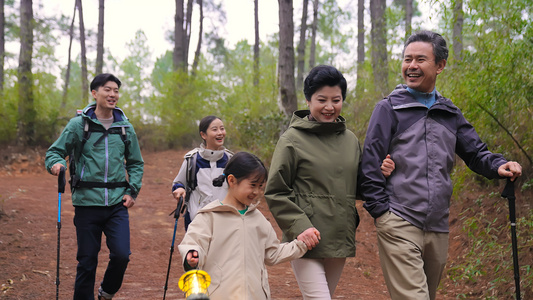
xmin=178 ymin=200 xmax=307 ymax=300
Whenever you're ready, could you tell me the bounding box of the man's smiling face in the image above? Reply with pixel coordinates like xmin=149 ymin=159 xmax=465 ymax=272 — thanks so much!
xmin=402 ymin=41 xmax=446 ymax=93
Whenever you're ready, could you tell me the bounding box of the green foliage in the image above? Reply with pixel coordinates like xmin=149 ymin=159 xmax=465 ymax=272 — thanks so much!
xmin=315 ymin=0 xmax=353 ymax=65
xmin=142 ymin=38 xmax=282 ymax=158
xmin=117 ymin=30 xmax=153 ymax=123
xmin=436 ymin=0 xmax=533 ymax=163
xmin=446 ymin=191 xmax=533 ymax=298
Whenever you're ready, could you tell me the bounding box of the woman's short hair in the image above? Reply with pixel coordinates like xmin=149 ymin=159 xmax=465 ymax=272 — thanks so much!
xmin=303 ymin=65 xmax=347 ymax=101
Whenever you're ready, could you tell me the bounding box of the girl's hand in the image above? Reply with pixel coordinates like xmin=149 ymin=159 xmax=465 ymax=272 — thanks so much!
xmin=186 ymin=250 xmax=199 ymax=268
xmin=381 ymin=154 xmax=395 ymax=178
xmin=173 ymin=187 xmax=186 ymax=200
xmin=297 ymin=228 xmax=321 ymax=250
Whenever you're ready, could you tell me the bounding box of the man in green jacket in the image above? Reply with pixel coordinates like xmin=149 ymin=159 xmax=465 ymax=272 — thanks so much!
xmin=45 ymin=73 xmax=144 ymax=300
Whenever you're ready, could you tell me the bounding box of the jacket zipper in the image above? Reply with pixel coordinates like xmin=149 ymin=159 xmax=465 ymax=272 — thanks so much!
xmin=104 ymin=132 xmax=109 ymax=206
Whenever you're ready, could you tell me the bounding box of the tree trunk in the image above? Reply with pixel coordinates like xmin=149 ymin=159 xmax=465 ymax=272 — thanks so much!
xmin=405 ymin=0 xmax=412 ymax=39
xmin=192 ymin=0 xmax=203 ymax=76
xmin=370 ymin=0 xmax=388 ymax=98
xmin=62 ymin=2 xmax=77 ymax=109
xmin=18 ymin=0 xmax=35 ymax=146
xmin=452 ymin=0 xmax=463 ymax=61
xmin=95 ymin=0 xmax=104 ymax=74
xmin=173 ymin=0 xmax=186 ymax=71
xmin=308 ymin=0 xmax=318 ymax=69
xmin=77 ymin=0 xmax=88 ymax=105
xmin=253 ymin=0 xmax=260 ymax=87
xmin=356 ymin=0 xmax=365 ymax=97
xmin=0 ymin=0 xmax=5 ymax=93
xmin=296 ymin=0 xmax=308 ymax=92
xmin=278 ymin=0 xmax=297 ymax=117
xmin=184 ymin=0 xmax=193 ymax=65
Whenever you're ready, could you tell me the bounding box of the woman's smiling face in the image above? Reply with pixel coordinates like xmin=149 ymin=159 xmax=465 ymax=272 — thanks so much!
xmin=200 ymin=118 xmax=226 ymax=150
xmin=307 ymin=85 xmax=343 ymax=123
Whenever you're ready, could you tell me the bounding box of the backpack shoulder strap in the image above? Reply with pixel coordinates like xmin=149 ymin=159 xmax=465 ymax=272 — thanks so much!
xmin=185 ymin=151 xmax=198 ymax=191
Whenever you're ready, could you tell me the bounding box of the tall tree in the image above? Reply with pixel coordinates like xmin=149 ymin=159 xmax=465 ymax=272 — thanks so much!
xmin=308 ymin=0 xmax=318 ymax=68
xmin=370 ymin=0 xmax=388 ymax=98
xmin=405 ymin=0 xmax=412 ymax=39
xmin=62 ymin=2 xmax=77 ymax=108
xmin=0 ymin=0 xmax=4 ymax=93
xmin=76 ymin=0 xmax=88 ymax=105
xmin=356 ymin=0 xmax=364 ymax=97
xmin=296 ymin=0 xmax=309 ymax=91
xmin=253 ymin=0 xmax=259 ymax=87
xmin=278 ymin=0 xmax=297 ymax=117
xmin=18 ymin=0 xmax=35 ymax=146
xmin=173 ymin=0 xmax=187 ymax=71
xmin=192 ymin=0 xmax=203 ymax=76
xmin=95 ymin=0 xmax=104 ymax=74
xmin=452 ymin=0 xmax=463 ymax=61
xmin=185 ymin=0 xmax=193 ymax=64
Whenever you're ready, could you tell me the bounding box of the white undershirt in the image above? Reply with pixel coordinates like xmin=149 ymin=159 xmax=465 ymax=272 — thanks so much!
xmin=99 ymin=116 xmax=114 ymax=130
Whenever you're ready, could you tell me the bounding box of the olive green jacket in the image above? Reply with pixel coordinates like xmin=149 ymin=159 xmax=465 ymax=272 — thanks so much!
xmin=265 ymin=110 xmax=361 ymax=258
xmin=45 ymin=103 xmax=144 ymax=206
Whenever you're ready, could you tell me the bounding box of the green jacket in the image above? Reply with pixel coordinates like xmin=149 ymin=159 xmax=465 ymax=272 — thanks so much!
xmin=265 ymin=110 xmax=361 ymax=258
xmin=45 ymin=103 xmax=144 ymax=206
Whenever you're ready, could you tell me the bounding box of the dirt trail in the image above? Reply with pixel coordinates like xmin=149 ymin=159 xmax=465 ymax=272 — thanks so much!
xmin=1 ymin=149 xmax=457 ymax=299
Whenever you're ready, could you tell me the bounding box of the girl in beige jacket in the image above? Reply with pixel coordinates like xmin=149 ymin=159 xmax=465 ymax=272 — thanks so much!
xmin=179 ymin=152 xmax=309 ymax=299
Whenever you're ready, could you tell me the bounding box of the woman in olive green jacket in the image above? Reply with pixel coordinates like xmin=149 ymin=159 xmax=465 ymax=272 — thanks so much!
xmin=265 ymin=65 xmax=392 ymax=299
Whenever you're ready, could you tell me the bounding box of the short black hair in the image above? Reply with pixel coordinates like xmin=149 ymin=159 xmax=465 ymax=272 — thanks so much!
xmin=90 ymin=73 xmax=122 ymax=91
xmin=213 ymin=152 xmax=268 ymax=187
xmin=403 ymin=31 xmax=449 ymax=64
xmin=303 ymin=65 xmax=347 ymax=101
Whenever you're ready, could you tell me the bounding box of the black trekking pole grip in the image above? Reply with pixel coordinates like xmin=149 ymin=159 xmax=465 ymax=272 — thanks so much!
xmin=58 ymin=166 xmax=66 ymax=194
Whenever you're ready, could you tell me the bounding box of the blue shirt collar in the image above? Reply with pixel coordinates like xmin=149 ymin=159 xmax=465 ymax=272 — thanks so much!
xmin=406 ymin=87 xmax=437 ymax=108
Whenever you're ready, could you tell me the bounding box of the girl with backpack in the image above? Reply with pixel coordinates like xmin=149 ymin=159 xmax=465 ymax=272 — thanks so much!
xmin=178 ymin=152 xmax=308 ymax=299
xmin=171 ymin=115 xmax=233 ymax=230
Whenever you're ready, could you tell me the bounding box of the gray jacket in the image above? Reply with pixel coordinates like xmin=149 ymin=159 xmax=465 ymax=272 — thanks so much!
xmin=360 ymin=85 xmax=507 ymax=232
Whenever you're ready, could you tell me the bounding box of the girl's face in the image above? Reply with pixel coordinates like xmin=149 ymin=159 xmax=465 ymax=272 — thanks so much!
xmin=307 ymin=85 xmax=343 ymax=123
xmin=225 ymin=174 xmax=265 ymax=210
xmin=200 ymin=118 xmax=226 ymax=150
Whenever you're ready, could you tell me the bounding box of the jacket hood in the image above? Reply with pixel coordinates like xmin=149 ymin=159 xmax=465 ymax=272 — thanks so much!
xmin=388 ymin=84 xmax=458 ymax=113
xmin=291 ymin=110 xmax=347 ymax=134
xmin=198 ymin=199 xmax=260 ymax=215
xmin=82 ymin=102 xmax=129 ymax=123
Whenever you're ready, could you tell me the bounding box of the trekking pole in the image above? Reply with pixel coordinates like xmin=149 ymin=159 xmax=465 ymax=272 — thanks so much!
xmin=163 ymin=196 xmax=185 ymax=300
xmin=501 ymin=178 xmax=521 ymax=300
xmin=56 ymin=167 xmax=66 ymax=300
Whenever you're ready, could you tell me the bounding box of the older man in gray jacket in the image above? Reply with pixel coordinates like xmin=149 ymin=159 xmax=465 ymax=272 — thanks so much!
xmin=359 ymin=31 xmax=522 ymax=300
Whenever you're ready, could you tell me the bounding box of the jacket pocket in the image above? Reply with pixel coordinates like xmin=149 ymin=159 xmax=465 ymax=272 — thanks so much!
xmin=207 ymin=263 xmax=222 ymax=296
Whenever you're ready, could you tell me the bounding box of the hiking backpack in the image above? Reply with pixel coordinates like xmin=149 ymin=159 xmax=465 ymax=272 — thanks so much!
xmin=68 ymin=111 xmax=130 ymax=191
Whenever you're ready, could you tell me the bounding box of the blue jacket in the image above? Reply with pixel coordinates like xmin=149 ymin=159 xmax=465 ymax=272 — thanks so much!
xmin=360 ymin=85 xmax=507 ymax=232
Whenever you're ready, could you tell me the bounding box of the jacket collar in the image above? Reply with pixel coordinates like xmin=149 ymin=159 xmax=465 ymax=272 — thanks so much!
xmin=388 ymin=84 xmax=458 ymax=114
xmin=82 ymin=102 xmax=128 ymax=123
xmin=197 ymin=143 xmax=227 ymax=162
xmin=199 ymin=199 xmax=260 ymax=215
xmin=291 ymin=110 xmax=347 ymax=134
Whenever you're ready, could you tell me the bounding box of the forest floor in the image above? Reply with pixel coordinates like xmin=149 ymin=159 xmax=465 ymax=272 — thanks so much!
xmin=0 ymin=147 xmax=528 ymax=299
